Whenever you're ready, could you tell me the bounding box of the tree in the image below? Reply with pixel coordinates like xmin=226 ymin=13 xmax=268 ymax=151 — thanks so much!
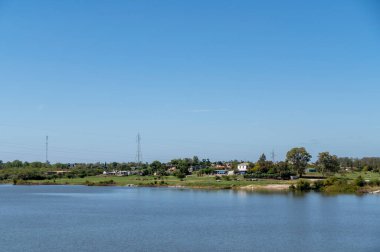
xmin=355 ymin=176 xmax=366 ymax=187
xmin=258 ymin=153 xmax=266 ymax=163
xmin=253 ymin=154 xmax=273 ymax=173
xmin=286 ymin=147 xmax=312 ymax=177
xmin=192 ymin=156 xmax=200 ymax=166
xmin=150 ymin=160 xmax=167 ymax=176
xmin=274 ymin=161 xmax=292 ymax=179
xmin=200 ymin=158 xmax=211 ymax=168
xmin=10 ymin=160 xmax=23 ymax=168
xmin=317 ymin=152 xmax=340 ymax=175
xmin=177 ymin=160 xmax=190 ymax=175
xmin=150 ymin=160 xmax=162 ymax=171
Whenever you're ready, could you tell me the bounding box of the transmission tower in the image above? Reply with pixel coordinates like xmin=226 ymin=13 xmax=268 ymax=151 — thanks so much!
xmin=45 ymin=136 xmax=49 ymax=164
xmin=270 ymin=149 xmax=276 ymax=163
xmin=136 ymin=133 xmax=142 ymax=168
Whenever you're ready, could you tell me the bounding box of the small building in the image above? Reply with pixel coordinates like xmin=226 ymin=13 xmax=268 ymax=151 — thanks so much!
xmin=103 ymin=170 xmax=116 ymax=176
xmin=167 ymin=167 xmax=177 ymax=174
xmin=188 ymin=165 xmax=202 ymax=173
xmin=214 ymin=170 xmax=228 ymax=175
xmin=103 ymin=170 xmax=130 ymax=176
xmin=237 ymin=163 xmax=249 ymax=174
xmin=67 ymin=163 xmax=76 ymax=169
xmin=213 ymin=164 xmax=226 ymax=169
xmin=117 ymin=171 xmax=130 ymax=176
xmin=305 ymin=168 xmax=317 ymax=173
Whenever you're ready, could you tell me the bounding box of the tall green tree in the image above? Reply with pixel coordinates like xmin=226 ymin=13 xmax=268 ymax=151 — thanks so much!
xmin=274 ymin=161 xmax=292 ymax=179
xmin=317 ymin=152 xmax=340 ymax=175
xmin=150 ymin=160 xmax=167 ymax=176
xmin=192 ymin=156 xmax=200 ymax=166
xmin=253 ymin=153 xmax=273 ymax=173
xmin=258 ymin=153 xmax=266 ymax=163
xmin=286 ymin=147 xmax=312 ymax=177
xmin=177 ymin=159 xmax=191 ymax=175
xmin=150 ymin=160 xmax=162 ymax=171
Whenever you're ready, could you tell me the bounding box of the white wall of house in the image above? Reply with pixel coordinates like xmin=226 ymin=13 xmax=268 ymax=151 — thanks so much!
xmin=237 ymin=163 xmax=248 ymax=172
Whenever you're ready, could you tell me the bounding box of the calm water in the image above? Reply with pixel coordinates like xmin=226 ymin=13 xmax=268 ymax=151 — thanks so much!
xmin=0 ymin=185 xmax=379 ymax=252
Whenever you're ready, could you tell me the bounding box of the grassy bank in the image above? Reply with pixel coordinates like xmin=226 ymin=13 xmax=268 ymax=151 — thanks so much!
xmin=10 ymin=175 xmax=292 ymax=190
xmin=6 ymin=172 xmax=380 ymax=194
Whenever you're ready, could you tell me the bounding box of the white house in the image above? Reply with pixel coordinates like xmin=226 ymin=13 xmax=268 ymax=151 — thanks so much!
xmin=237 ymin=163 xmax=249 ymax=173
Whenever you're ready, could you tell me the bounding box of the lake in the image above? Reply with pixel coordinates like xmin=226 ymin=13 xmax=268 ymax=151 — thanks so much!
xmin=0 ymin=185 xmax=379 ymax=252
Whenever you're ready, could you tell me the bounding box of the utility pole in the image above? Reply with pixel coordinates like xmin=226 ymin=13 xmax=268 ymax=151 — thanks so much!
xmin=45 ymin=135 xmax=49 ymax=164
xmin=136 ymin=133 xmax=142 ymax=169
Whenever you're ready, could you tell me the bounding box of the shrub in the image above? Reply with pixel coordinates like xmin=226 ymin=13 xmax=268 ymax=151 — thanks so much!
xmin=354 ymin=176 xmax=366 ymax=187
xmin=222 ymin=176 xmax=231 ymax=181
xmin=368 ymin=179 xmax=380 ymax=186
xmin=324 ymin=176 xmax=338 ymax=186
xmin=312 ymin=180 xmax=325 ymax=191
xmin=244 ymin=173 xmax=285 ymax=180
xmin=176 ymin=173 xmax=186 ymax=179
xmin=98 ymin=180 xmax=115 ymax=185
xmin=295 ymin=179 xmax=311 ymax=191
xmin=84 ymin=180 xmax=95 ymax=186
xmin=323 ymin=183 xmax=358 ymax=194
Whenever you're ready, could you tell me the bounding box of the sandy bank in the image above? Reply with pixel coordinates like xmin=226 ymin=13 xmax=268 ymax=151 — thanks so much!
xmin=240 ymin=184 xmax=290 ymax=191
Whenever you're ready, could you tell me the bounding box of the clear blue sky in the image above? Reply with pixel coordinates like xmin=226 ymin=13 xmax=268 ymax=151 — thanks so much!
xmin=0 ymin=0 xmax=379 ymax=163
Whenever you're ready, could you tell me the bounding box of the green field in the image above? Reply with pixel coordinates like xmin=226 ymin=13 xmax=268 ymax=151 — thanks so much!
xmin=9 ymin=171 xmax=380 ymax=193
xmin=335 ymin=171 xmax=380 ymax=181
xmin=22 ymin=175 xmax=292 ymax=189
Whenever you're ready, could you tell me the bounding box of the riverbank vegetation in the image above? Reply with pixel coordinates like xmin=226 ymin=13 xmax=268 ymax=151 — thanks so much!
xmin=290 ymin=176 xmax=380 ymax=194
xmin=1 ymin=147 xmax=380 ymax=194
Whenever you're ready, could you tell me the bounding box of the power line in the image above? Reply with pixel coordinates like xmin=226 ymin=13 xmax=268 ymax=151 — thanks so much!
xmin=46 ymin=136 xmax=49 ymax=164
xmin=136 ymin=133 xmax=142 ymax=168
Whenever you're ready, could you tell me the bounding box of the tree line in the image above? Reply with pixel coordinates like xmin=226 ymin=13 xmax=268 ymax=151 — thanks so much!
xmin=0 ymin=147 xmax=379 ymax=181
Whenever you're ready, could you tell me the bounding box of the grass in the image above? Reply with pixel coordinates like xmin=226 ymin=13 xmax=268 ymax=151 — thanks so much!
xmin=10 ymin=171 xmax=380 ymax=193
xmin=21 ymin=175 xmax=293 ymax=189
xmin=335 ymin=171 xmax=380 ymax=181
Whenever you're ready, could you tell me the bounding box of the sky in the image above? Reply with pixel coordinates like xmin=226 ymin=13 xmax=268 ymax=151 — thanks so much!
xmin=0 ymin=0 xmax=379 ymax=163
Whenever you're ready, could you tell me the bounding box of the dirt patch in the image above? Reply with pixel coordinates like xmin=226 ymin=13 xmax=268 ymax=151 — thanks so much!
xmin=240 ymin=184 xmax=290 ymax=191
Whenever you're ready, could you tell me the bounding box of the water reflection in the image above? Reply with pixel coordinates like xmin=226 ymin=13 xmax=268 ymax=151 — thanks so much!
xmin=0 ymin=185 xmax=379 ymax=252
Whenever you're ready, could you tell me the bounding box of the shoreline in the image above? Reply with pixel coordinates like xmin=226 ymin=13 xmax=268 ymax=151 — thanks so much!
xmin=3 ymin=179 xmax=380 ymax=194
xmin=4 ymin=180 xmax=289 ymax=191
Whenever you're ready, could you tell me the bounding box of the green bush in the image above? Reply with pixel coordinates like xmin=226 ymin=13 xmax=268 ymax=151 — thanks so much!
xmin=312 ymin=180 xmax=325 ymax=191
xmin=98 ymin=180 xmax=115 ymax=185
xmin=324 ymin=176 xmax=338 ymax=186
xmin=368 ymin=179 xmax=380 ymax=186
xmin=354 ymin=176 xmax=366 ymax=187
xmin=84 ymin=180 xmax=95 ymax=186
xmin=221 ymin=176 xmax=231 ymax=181
xmin=176 ymin=172 xmax=186 ymax=179
xmin=323 ymin=183 xmax=358 ymax=194
xmin=244 ymin=173 xmax=285 ymax=180
xmin=296 ymin=179 xmax=311 ymax=191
